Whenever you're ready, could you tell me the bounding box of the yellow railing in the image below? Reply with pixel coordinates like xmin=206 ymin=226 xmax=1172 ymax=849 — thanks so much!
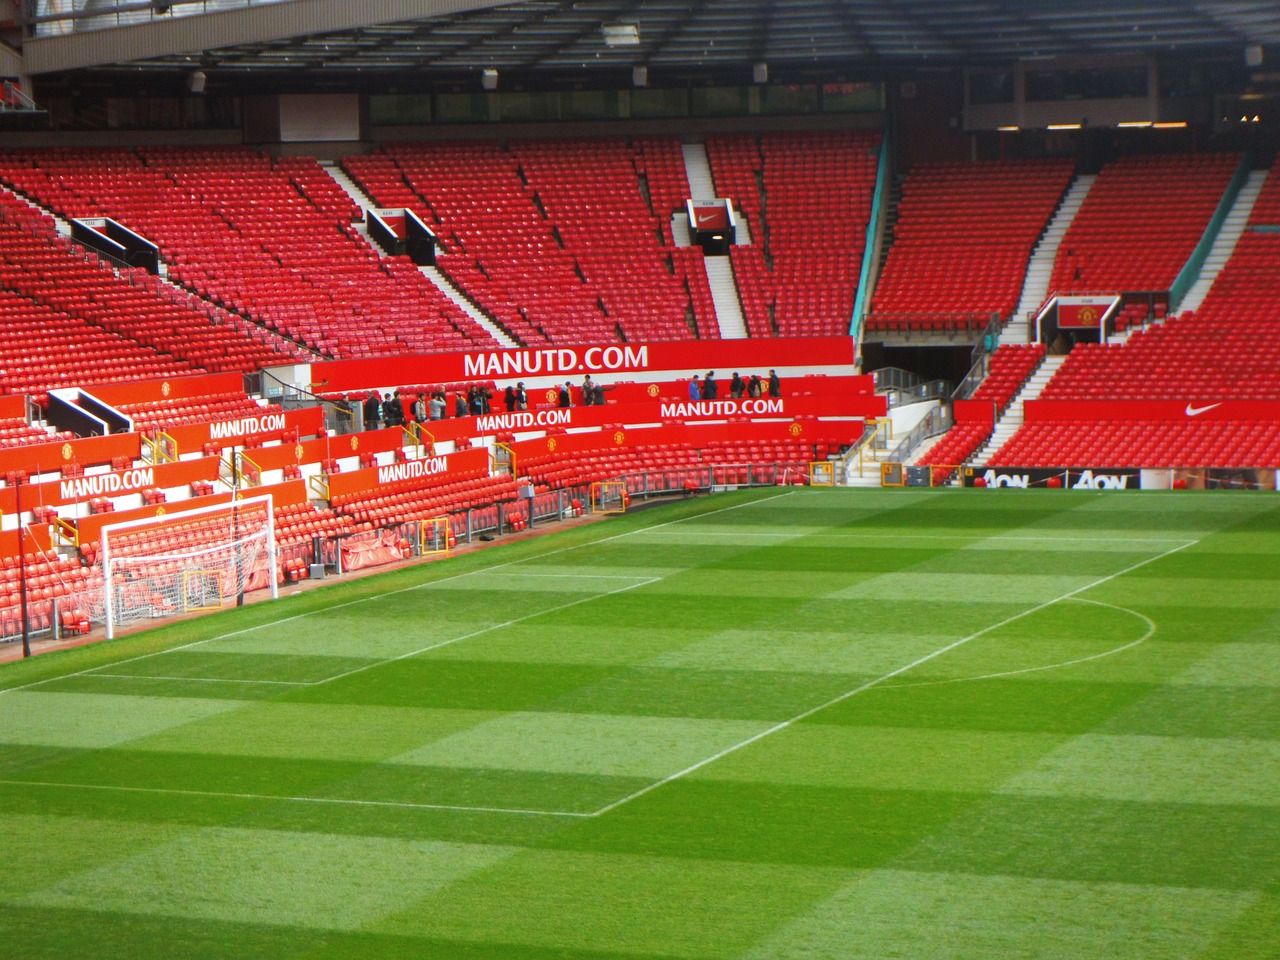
xmin=53 ymin=515 xmax=78 ymax=548
xmin=238 ymin=452 xmax=263 ymax=488
xmin=142 ymin=430 xmax=177 ymax=464
xmin=308 ymin=474 xmax=330 ymax=500
xmin=495 ymin=441 xmax=516 ymax=477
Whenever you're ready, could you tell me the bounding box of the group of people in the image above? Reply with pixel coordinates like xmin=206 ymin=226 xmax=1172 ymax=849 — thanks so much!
xmin=342 ymin=388 xmax=450 ymax=430
xmin=343 ymin=367 xmax=785 ymax=431
xmin=556 ymin=375 xmax=616 ymax=408
xmin=688 ymin=369 xmax=782 ymax=401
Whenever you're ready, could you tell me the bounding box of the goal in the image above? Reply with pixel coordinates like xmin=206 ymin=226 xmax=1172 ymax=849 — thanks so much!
xmin=98 ymin=496 xmax=277 ymax=639
xmin=590 ymin=480 xmax=629 ymax=515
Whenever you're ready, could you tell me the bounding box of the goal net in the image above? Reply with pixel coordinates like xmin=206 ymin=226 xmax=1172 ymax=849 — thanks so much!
xmin=590 ymin=480 xmax=628 ymax=515
xmin=97 ymin=496 xmax=277 ymax=638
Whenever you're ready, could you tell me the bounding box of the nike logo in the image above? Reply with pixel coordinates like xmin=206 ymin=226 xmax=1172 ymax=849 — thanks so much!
xmin=696 ymin=213 xmax=718 ymax=223
xmin=1184 ymin=402 xmax=1222 ymax=416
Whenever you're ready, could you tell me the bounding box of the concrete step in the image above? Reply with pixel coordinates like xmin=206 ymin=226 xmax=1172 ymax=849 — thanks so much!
xmin=419 ymin=265 xmax=519 ymax=348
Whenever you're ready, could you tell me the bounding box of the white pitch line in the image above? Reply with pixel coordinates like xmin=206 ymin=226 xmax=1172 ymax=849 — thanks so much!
xmin=642 ymin=530 xmax=1201 ymax=545
xmin=0 ymin=490 xmax=795 ymax=697
xmin=0 ymin=778 xmax=593 ymax=818
xmin=588 ymin=537 xmax=1198 ymax=818
xmin=308 ymin=576 xmax=662 ymax=687
xmin=880 ymin=598 xmax=1157 ymax=689
xmin=80 ymin=673 xmax=314 ymax=686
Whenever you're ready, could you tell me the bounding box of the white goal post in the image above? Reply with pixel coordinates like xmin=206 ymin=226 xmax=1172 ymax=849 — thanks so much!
xmin=99 ymin=495 xmax=277 ymax=639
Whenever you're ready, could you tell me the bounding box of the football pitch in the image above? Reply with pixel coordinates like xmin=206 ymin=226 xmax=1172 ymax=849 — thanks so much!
xmin=2 ymin=487 xmax=1278 ymax=959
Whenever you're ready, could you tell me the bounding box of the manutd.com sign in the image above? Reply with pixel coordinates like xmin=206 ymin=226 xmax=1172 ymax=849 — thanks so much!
xmin=464 ymin=346 xmax=649 ymax=378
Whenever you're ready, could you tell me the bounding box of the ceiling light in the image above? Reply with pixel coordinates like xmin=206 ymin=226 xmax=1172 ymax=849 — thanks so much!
xmin=602 ymin=23 xmax=640 ymax=47
xmin=1116 ymin=121 xmax=1153 ymax=128
xmin=1046 ymin=123 xmax=1081 ymax=130
xmin=996 ymin=125 xmax=1020 ymax=132
xmin=481 ymin=68 xmax=498 ymax=91
xmin=1152 ymin=121 xmax=1187 ymax=129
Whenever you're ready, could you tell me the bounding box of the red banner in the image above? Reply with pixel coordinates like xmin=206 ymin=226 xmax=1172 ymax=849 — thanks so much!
xmin=0 ymin=432 xmax=141 ymax=478
xmin=165 ymin=406 xmax=325 ymax=453
xmin=0 ymin=395 xmax=26 ymax=420
xmin=315 ymin=336 xmax=858 ymax=393
xmin=419 ymin=393 xmax=885 ymax=445
xmin=80 ymin=373 xmax=244 ymax=406
xmin=1024 ymin=400 xmax=1280 ymax=422
xmin=953 ymin=399 xmax=998 ymax=424
xmin=325 ymin=447 xmax=490 ymax=499
xmin=1057 ymin=295 xmax=1119 ymax=329
xmin=0 ymin=457 xmax=221 ymax=514
xmin=242 ymin=427 xmax=405 ymax=472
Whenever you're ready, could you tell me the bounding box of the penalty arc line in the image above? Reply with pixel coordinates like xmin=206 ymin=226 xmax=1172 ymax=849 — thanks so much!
xmin=0 ymin=489 xmax=796 ymax=697
xmin=880 ymin=598 xmax=1157 ymax=689
xmin=588 ymin=536 xmax=1198 ymax=818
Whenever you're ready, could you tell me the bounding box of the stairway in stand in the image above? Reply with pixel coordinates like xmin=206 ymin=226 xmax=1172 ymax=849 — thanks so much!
xmin=972 ymin=354 xmax=1066 ymax=466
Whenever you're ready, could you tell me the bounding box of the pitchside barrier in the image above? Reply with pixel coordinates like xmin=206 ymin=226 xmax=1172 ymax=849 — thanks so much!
xmin=962 ymin=466 xmax=1280 ymax=490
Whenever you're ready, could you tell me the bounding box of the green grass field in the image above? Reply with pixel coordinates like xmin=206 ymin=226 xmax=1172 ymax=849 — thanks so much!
xmin=2 ymin=487 xmax=1278 ymax=959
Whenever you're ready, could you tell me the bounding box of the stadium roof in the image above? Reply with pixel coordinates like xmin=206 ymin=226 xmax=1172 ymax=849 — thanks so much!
xmin=22 ymin=0 xmax=1280 ymax=79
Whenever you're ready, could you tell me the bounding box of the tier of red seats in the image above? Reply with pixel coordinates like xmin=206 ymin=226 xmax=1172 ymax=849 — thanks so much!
xmin=349 ymin=137 xmax=712 ymax=346
xmin=0 ymin=416 xmax=72 ymax=449
xmin=988 ymin=420 xmax=1280 ymax=468
xmin=0 ymin=147 xmax=495 ymax=360
xmin=119 ymin=392 xmax=279 ymax=431
xmin=330 ymin=467 xmax=519 ymax=526
xmin=1048 ymin=153 xmax=1239 ymax=297
xmin=708 ymin=130 xmax=881 ymax=337
xmin=0 ymin=551 xmax=92 ymax=638
xmin=970 ymin=343 xmax=1046 ymax=413
xmin=869 ymin=158 xmax=1074 ymax=330
xmin=917 ymin=424 xmax=993 ymax=481
xmin=1039 ymin=316 xmax=1280 ymax=401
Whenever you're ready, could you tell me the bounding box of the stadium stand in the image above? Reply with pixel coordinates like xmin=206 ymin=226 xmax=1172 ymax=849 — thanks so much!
xmin=868 ymin=158 xmax=1075 ymax=332
xmin=0 ymin=147 xmax=497 ymax=359
xmin=348 ymin=137 xmax=712 ymax=345
xmin=1048 ymin=153 xmax=1241 ymax=298
xmin=708 ymin=130 xmax=881 ymax=337
xmin=987 ymin=419 xmax=1280 ymax=469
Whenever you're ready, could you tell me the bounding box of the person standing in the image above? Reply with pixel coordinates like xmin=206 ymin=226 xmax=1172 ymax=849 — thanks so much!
xmin=363 ymin=390 xmax=381 ymax=430
xmin=428 ymin=392 xmax=445 ymax=420
xmin=730 ymin=372 xmax=745 ymax=398
xmin=768 ymin=369 xmax=782 ymax=398
xmin=386 ymin=391 xmax=404 ymax=427
xmin=515 ymin=382 xmax=528 ymax=410
xmin=412 ymin=393 xmax=427 ymax=424
xmin=558 ymin=381 xmax=573 ymax=408
xmin=581 ymin=376 xmax=595 ymax=406
xmin=688 ymin=375 xmax=701 ymax=401
xmin=747 ymin=374 xmax=762 ymax=398
xmin=504 ymin=385 xmax=517 ymax=412
xmin=703 ymin=371 xmax=718 ymax=400
xmin=454 ymin=391 xmax=468 ymax=418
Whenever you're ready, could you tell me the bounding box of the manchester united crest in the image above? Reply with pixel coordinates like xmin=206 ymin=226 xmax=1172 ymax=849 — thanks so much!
xmin=613 ymin=430 xmax=625 ymax=445
xmin=294 ymin=444 xmax=304 ymax=461
xmin=161 ymin=381 xmax=171 ymax=397
xmin=547 ymin=437 xmax=558 ymax=452
xmin=61 ymin=442 xmax=73 ymax=461
xmin=789 ymin=422 xmax=803 ymax=437
xmin=646 ymin=384 xmax=660 ymax=398
xmin=350 ymin=436 xmax=359 ymax=450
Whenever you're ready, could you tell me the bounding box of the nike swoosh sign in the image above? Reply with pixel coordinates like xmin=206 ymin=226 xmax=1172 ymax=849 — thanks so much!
xmin=1185 ymin=403 xmax=1222 ymax=416
xmin=697 ymin=214 xmax=717 ymax=223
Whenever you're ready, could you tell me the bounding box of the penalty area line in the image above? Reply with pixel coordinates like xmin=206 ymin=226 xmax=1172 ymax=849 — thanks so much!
xmin=588 ymin=536 xmax=1198 ymax=818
